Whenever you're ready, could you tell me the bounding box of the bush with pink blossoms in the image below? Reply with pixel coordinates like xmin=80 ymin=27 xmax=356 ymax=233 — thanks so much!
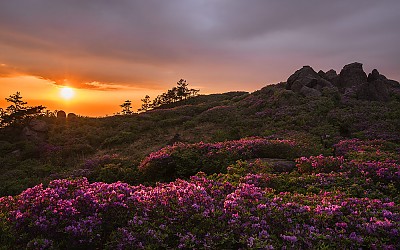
xmin=334 ymin=139 xmax=399 ymax=162
xmin=1 ymin=175 xmax=399 ymax=249
xmin=139 ymin=138 xmax=299 ymax=182
xmin=295 ymin=155 xmax=345 ymax=174
xmin=346 ymin=160 xmax=400 ymax=184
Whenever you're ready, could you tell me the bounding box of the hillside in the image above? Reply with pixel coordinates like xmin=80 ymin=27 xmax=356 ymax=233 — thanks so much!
xmin=1 ymin=62 xmax=399 ymax=195
xmin=0 ymin=62 xmax=400 ymax=249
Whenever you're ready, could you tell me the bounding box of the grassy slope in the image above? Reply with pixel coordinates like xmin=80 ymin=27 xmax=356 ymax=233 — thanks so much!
xmin=0 ymin=83 xmax=399 ymax=195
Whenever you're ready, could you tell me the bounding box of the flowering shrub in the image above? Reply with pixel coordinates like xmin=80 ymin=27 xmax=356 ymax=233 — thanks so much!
xmin=1 ymin=138 xmax=399 ymax=249
xmin=1 ymin=176 xmax=399 ymax=249
xmin=139 ymin=138 xmax=298 ymax=182
xmin=346 ymin=160 xmax=400 ymax=183
xmin=334 ymin=139 xmax=399 ymax=162
xmin=295 ymin=155 xmax=345 ymax=173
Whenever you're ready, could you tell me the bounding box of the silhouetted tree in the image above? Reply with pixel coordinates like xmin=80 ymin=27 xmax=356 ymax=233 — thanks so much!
xmin=150 ymin=79 xmax=199 ymax=109
xmin=0 ymin=92 xmax=45 ymax=128
xmin=138 ymin=95 xmax=151 ymax=113
xmin=120 ymin=100 xmax=133 ymax=115
xmin=176 ymin=79 xmax=189 ymax=101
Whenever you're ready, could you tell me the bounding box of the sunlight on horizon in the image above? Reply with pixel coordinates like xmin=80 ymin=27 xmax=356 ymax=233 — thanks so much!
xmin=59 ymin=87 xmax=75 ymax=100
xmin=0 ymin=75 xmax=161 ymax=117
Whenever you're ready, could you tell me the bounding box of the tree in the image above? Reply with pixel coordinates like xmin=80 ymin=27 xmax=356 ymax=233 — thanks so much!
xmin=189 ymin=88 xmax=200 ymax=97
xmin=0 ymin=92 xmax=45 ymax=128
xmin=176 ymin=79 xmax=189 ymax=101
xmin=138 ymin=95 xmax=151 ymax=113
xmin=120 ymin=100 xmax=133 ymax=115
xmin=5 ymin=92 xmax=27 ymax=113
xmin=149 ymin=79 xmax=200 ymax=109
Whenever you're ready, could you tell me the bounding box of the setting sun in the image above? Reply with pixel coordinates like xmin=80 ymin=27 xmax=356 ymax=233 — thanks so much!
xmin=60 ymin=87 xmax=75 ymax=100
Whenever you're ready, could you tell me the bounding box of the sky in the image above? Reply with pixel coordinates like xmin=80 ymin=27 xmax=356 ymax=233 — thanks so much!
xmin=1 ymin=0 xmax=400 ymax=116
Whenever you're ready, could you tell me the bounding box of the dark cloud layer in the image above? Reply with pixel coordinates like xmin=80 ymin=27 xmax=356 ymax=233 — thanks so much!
xmin=1 ymin=0 xmax=399 ymax=91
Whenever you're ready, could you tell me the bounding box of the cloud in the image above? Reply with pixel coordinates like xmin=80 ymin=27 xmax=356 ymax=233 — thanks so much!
xmin=0 ymin=0 xmax=399 ymax=92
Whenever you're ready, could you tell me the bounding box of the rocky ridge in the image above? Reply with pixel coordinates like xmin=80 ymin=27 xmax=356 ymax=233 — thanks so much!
xmin=286 ymin=62 xmax=400 ymax=101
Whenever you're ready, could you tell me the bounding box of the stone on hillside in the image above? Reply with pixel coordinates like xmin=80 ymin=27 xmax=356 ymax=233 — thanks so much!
xmin=357 ymin=81 xmax=390 ymax=102
xmin=29 ymin=119 xmax=48 ymax=132
xmin=356 ymin=69 xmax=392 ymax=102
xmin=300 ymin=86 xmax=322 ymax=97
xmin=367 ymin=69 xmax=384 ymax=82
xmin=336 ymin=62 xmax=367 ymax=92
xmin=286 ymin=65 xmax=334 ymax=96
xmin=318 ymin=70 xmax=326 ymax=79
xmin=286 ymin=66 xmax=319 ymax=90
xmin=67 ymin=113 xmax=77 ymax=119
xmin=324 ymin=69 xmax=338 ymax=82
xmin=386 ymin=79 xmax=400 ymax=88
xmin=284 ymin=62 xmax=399 ymax=102
xmin=57 ymin=110 xmax=66 ymax=119
xmin=22 ymin=119 xmax=49 ymax=141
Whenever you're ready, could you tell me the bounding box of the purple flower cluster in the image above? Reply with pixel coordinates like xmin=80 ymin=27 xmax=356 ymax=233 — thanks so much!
xmin=348 ymin=160 xmax=400 ymax=183
xmin=1 ymin=174 xmax=399 ymax=249
xmin=296 ymin=155 xmax=345 ymax=173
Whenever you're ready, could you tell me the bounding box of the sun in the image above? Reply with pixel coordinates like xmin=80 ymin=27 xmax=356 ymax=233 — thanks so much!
xmin=60 ymin=87 xmax=75 ymax=100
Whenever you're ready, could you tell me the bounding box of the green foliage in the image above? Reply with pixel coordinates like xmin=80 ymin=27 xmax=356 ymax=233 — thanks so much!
xmin=139 ymin=139 xmax=300 ymax=183
xmin=0 ymin=82 xmax=400 ymax=198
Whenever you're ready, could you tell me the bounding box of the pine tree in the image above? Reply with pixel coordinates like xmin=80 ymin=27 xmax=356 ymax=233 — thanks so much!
xmin=0 ymin=92 xmax=45 ymax=127
xmin=149 ymin=79 xmax=200 ymax=109
xmin=138 ymin=95 xmax=151 ymax=112
xmin=120 ymin=100 xmax=133 ymax=115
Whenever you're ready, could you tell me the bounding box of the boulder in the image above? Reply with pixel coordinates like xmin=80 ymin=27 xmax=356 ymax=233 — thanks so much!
xmin=300 ymin=86 xmax=322 ymax=97
xmin=67 ymin=113 xmax=77 ymax=119
xmin=29 ymin=119 xmax=48 ymax=132
xmin=367 ymin=69 xmax=385 ymax=82
xmin=357 ymin=81 xmax=390 ymax=102
xmin=352 ymin=68 xmax=400 ymax=102
xmin=22 ymin=119 xmax=49 ymax=141
xmin=336 ymin=62 xmax=367 ymax=92
xmin=286 ymin=66 xmax=334 ymax=96
xmin=324 ymin=69 xmax=338 ymax=82
xmin=286 ymin=66 xmax=320 ymax=90
xmin=318 ymin=70 xmax=326 ymax=79
xmin=57 ymin=110 xmax=66 ymax=119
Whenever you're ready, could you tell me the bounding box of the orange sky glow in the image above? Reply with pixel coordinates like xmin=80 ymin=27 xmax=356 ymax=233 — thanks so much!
xmin=0 ymin=73 xmax=263 ymax=117
xmin=0 ymin=75 xmax=184 ymax=117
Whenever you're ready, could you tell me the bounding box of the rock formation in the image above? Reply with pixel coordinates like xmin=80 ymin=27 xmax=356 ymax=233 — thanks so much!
xmin=286 ymin=66 xmax=335 ymax=97
xmin=285 ymin=62 xmax=399 ymax=101
xmin=336 ymin=62 xmax=367 ymax=91
xmin=22 ymin=119 xmax=49 ymax=141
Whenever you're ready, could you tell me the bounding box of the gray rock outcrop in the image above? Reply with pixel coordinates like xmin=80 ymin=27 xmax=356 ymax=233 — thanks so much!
xmin=285 ymin=62 xmax=399 ymax=102
xmin=336 ymin=62 xmax=367 ymax=92
xmin=286 ymin=66 xmax=335 ymax=97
